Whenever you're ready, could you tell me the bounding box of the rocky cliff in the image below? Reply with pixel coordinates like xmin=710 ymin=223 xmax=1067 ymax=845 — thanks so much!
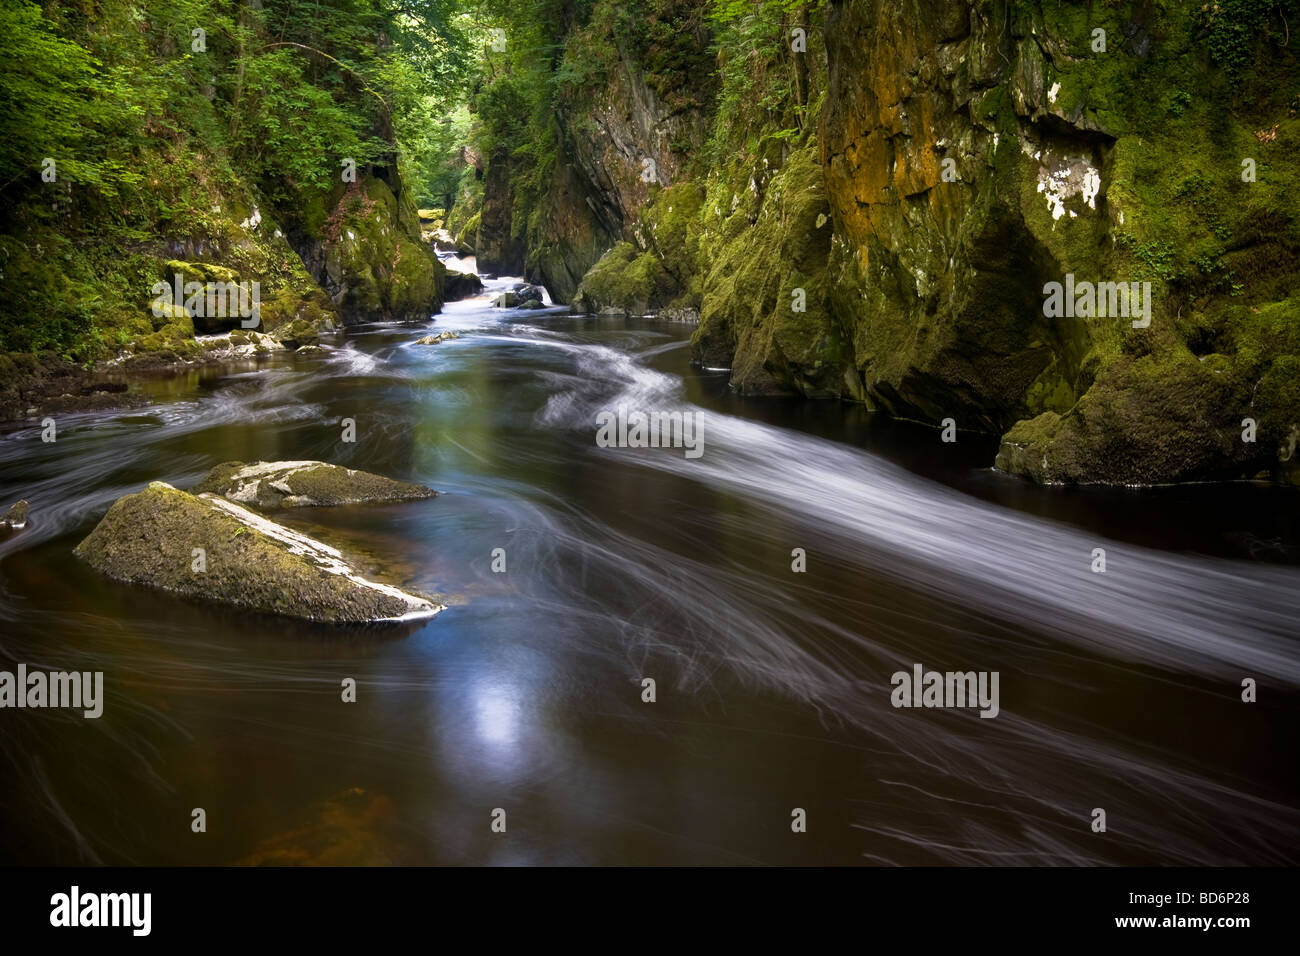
xmin=479 ymin=0 xmax=1299 ymax=485
xmin=821 ymin=0 xmax=1299 ymax=485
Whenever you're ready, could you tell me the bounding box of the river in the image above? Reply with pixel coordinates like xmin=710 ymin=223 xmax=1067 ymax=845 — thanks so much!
xmin=1 ymin=273 xmax=1297 ymax=865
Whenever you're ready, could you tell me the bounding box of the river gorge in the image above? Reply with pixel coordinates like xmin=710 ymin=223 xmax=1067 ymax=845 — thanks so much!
xmin=2 ymin=273 xmax=1296 ymax=865
xmin=1 ymin=0 xmax=1297 ymax=876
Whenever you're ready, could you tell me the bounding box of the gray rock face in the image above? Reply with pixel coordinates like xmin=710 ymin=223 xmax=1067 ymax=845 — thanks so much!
xmin=492 ymin=284 xmax=545 ymax=309
xmin=75 ymin=482 xmax=441 ymax=624
xmin=512 ymin=283 xmax=544 ymax=304
xmin=193 ymin=461 xmax=437 ymax=510
xmin=477 ymin=151 xmax=527 ymax=275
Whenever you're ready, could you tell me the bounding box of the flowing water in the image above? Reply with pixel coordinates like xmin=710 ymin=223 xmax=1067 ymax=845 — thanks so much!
xmin=1 ymin=275 xmax=1297 ymax=865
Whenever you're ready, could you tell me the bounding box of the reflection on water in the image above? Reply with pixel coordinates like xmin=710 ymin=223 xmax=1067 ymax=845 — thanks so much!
xmin=1 ymin=277 xmax=1297 ymax=866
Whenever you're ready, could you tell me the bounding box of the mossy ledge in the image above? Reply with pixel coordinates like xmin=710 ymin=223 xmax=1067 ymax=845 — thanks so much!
xmin=74 ymin=482 xmax=442 ymax=624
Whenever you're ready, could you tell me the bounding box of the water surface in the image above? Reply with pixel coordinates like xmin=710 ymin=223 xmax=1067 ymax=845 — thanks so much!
xmin=2 ymin=277 xmax=1297 ymax=865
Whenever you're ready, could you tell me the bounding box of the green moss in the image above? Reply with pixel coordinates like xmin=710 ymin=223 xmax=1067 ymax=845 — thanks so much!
xmin=574 ymin=242 xmax=676 ymax=315
xmin=194 ymin=460 xmax=436 ymax=509
xmin=319 ymin=177 xmax=444 ymax=320
xmin=690 ymin=142 xmax=847 ymax=397
xmin=149 ymin=300 xmax=191 ymax=329
xmin=74 ymin=482 xmax=433 ymax=623
xmin=163 ymin=260 xmax=240 ymax=284
xmin=996 ymin=346 xmax=1267 ymax=484
xmin=456 ymin=210 xmax=481 ymax=251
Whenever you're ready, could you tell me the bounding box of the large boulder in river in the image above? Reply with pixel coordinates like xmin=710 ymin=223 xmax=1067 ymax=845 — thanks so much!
xmin=443 ymin=270 xmax=484 ymax=301
xmin=490 ymin=286 xmax=544 ymax=309
xmin=512 ymin=283 xmax=543 ymax=304
xmin=74 ymin=482 xmax=441 ymax=624
xmin=296 ymin=177 xmax=446 ymax=323
xmin=194 ymin=461 xmax=436 ymax=510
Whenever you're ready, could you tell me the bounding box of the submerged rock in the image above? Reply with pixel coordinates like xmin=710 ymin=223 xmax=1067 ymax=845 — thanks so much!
xmin=194 ymin=461 xmax=437 ymax=510
xmin=237 ymin=787 xmax=410 ymax=866
xmin=74 ymin=482 xmax=441 ymax=624
xmin=2 ymin=499 xmax=29 ymax=531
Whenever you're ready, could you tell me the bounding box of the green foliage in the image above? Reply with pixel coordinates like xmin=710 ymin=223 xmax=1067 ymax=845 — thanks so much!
xmin=703 ymin=0 xmax=825 ymax=165
xmin=0 ymin=0 xmax=478 ymax=358
xmin=623 ymin=0 xmax=715 ymax=109
xmin=233 ymin=48 xmax=386 ymax=198
xmin=1197 ymin=0 xmax=1299 ymax=79
xmin=0 ymin=0 xmax=142 ymax=197
xmin=1116 ymin=234 xmax=1178 ymax=282
xmin=1164 ymin=89 xmax=1193 ymax=116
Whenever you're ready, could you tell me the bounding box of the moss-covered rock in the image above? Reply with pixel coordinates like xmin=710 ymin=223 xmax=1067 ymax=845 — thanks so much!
xmin=818 ymin=0 xmax=1300 ymax=482
xmin=524 ymin=153 xmax=618 ymax=303
xmin=162 ymin=260 xmax=240 ymax=285
xmin=691 ymin=142 xmax=850 ymax=397
xmin=274 ymin=319 xmax=319 ymax=350
xmin=994 ymin=349 xmax=1265 ymax=484
xmin=136 ymin=318 xmax=201 ymax=355
xmin=478 ymin=151 xmax=527 ymax=275
xmin=75 ymin=482 xmax=441 ymax=623
xmin=573 ymin=242 xmax=677 ymax=316
xmin=443 ymin=270 xmax=484 ymax=301
xmin=455 ymin=210 xmax=481 ymax=254
xmin=297 ymin=177 xmax=446 ymax=323
xmin=148 ymin=300 xmax=192 ymax=330
xmin=256 ymin=287 xmax=338 ymax=337
xmin=193 ymin=461 xmax=437 ymax=509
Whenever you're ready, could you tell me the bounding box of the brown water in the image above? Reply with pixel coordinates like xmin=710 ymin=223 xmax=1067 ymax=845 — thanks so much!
xmin=2 ymin=279 xmax=1298 ymax=865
